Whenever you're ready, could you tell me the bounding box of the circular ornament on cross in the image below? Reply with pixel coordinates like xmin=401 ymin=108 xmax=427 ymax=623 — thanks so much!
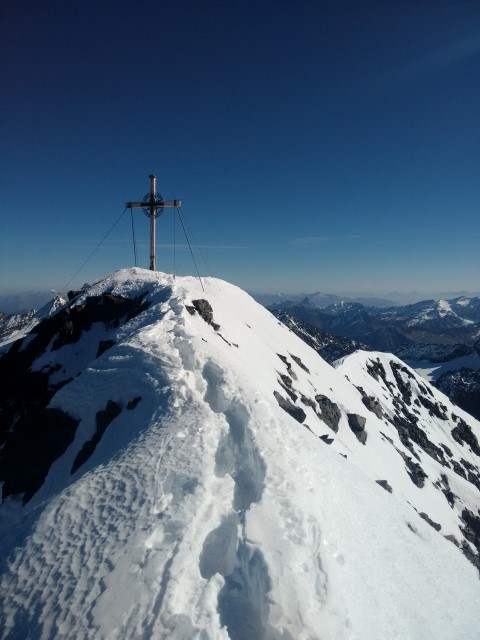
xmin=142 ymin=192 xmax=165 ymax=218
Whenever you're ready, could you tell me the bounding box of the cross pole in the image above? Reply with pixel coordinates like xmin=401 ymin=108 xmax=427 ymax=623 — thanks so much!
xmin=125 ymin=175 xmax=181 ymax=271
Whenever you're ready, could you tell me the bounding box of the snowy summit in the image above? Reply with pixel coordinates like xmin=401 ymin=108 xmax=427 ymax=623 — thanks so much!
xmin=1 ymin=268 xmax=480 ymax=639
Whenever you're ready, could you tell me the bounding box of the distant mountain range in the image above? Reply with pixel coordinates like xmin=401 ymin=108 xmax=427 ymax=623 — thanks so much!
xmin=251 ymin=290 xmax=480 ymax=309
xmin=267 ymin=296 xmax=480 ymax=351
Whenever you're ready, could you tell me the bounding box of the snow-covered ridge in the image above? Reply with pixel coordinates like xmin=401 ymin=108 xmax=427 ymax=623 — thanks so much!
xmin=0 ymin=293 xmax=67 ymax=348
xmin=1 ymin=268 xmax=480 ymax=639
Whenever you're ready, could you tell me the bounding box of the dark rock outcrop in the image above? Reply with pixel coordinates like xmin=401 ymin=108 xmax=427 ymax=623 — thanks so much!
xmin=0 ymin=292 xmax=150 ymax=503
xmin=459 ymin=508 xmax=480 ymax=573
xmin=290 ymin=354 xmax=310 ymax=373
xmin=434 ymin=368 xmax=480 ymax=421
xmin=97 ymin=339 xmax=116 ymax=358
xmin=376 ymin=479 xmax=392 ymax=493
xmin=361 ymin=394 xmax=383 ymax=419
xmin=401 ymin=453 xmax=427 ymax=488
xmin=315 ymin=395 xmax=341 ymax=432
xmin=419 ymin=512 xmax=441 ymax=531
xmin=127 ymin=396 xmax=142 ymax=410
xmin=71 ymin=400 xmax=122 ymax=474
xmin=451 ymin=418 xmax=480 ymax=457
xmin=273 ymin=391 xmax=306 ymax=424
xmin=390 ymin=362 xmax=413 ymax=405
xmin=191 ymin=300 xmax=220 ymax=331
xmin=0 ymin=408 xmax=79 ymax=503
xmin=347 ymin=413 xmax=367 ymax=444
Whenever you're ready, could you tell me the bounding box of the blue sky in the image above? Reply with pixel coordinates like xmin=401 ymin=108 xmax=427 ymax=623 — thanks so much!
xmin=1 ymin=0 xmax=479 ymax=296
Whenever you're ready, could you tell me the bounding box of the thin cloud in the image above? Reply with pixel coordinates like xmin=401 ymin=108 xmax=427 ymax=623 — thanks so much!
xmin=290 ymin=234 xmax=362 ymax=244
xmin=290 ymin=236 xmax=333 ymax=245
xmin=56 ymin=241 xmax=249 ymax=250
xmin=380 ymin=31 xmax=480 ymax=92
xmin=158 ymin=244 xmax=249 ymax=250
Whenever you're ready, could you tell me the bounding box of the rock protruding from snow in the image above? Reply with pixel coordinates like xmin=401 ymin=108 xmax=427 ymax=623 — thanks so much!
xmin=347 ymin=413 xmax=368 ymax=444
xmin=315 ymin=394 xmax=342 ymax=432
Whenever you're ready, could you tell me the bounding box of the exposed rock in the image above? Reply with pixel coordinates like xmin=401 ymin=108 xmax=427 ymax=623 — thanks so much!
xmin=273 ymin=391 xmax=306 ymax=424
xmin=451 ymin=459 xmax=467 ymax=480
xmin=452 ymin=418 xmax=480 ymax=456
xmin=347 ymin=413 xmax=367 ymax=444
xmin=300 ymin=394 xmax=317 ymax=412
xmin=49 ymin=293 xmax=150 ymax=350
xmin=315 ymin=395 xmax=341 ymax=432
xmin=418 ymin=394 xmax=448 ymax=420
xmin=390 ymin=361 xmax=413 ymax=405
xmin=434 ymin=474 xmax=456 ymax=508
xmin=127 ymin=396 xmax=142 ymax=410
xmin=366 ymin=358 xmax=394 ymax=392
xmin=277 ymin=378 xmax=298 ymax=403
xmin=441 ymin=444 xmax=453 ymax=458
xmin=277 ymin=354 xmax=298 ymax=379
xmin=0 ymin=408 xmax=79 ymax=503
xmin=376 ymin=479 xmax=392 ymax=493
xmin=419 ymin=512 xmax=441 ymax=531
xmin=402 ymin=454 xmax=427 ymax=488
xmin=461 ymin=541 xmax=480 ymax=572
xmin=277 ymin=354 xmax=292 ymax=370
xmin=0 ymin=292 xmax=151 ymax=503
xmin=279 ymin=373 xmax=293 ymax=388
xmin=289 ymin=353 xmax=310 ymax=373
xmin=97 ymin=339 xmax=116 ymax=358
xmin=435 ymin=368 xmax=480 ymax=421
xmin=192 ymin=299 xmax=220 ymax=331
xmin=380 ymin=431 xmax=394 ymax=445
xmin=459 ymin=509 xmax=480 ymax=573
xmin=391 ymin=408 xmax=446 ymax=464
xmin=71 ymin=401 xmax=122 ymax=474
xmin=319 ymin=434 xmax=334 ymax=445
xmin=361 ymin=395 xmax=384 ymax=419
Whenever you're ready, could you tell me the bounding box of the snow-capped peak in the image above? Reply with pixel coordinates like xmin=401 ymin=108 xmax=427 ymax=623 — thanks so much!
xmin=436 ymin=299 xmax=453 ymax=316
xmin=1 ymin=268 xmax=479 ymax=639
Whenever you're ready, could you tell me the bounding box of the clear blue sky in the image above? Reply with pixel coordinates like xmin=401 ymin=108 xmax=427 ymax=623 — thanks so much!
xmin=1 ymin=0 xmax=479 ymax=296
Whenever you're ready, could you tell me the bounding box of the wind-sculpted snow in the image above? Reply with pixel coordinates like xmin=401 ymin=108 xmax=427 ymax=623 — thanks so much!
xmin=1 ymin=268 xmax=480 ymax=639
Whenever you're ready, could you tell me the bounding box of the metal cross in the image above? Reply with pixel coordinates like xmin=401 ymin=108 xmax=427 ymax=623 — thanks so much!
xmin=126 ymin=175 xmax=181 ymax=271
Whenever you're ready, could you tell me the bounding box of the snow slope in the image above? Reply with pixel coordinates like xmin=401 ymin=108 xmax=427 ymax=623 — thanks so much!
xmin=1 ymin=268 xmax=480 ymax=640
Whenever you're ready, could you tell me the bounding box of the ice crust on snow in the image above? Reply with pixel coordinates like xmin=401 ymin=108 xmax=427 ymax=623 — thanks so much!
xmin=1 ymin=268 xmax=480 ymax=639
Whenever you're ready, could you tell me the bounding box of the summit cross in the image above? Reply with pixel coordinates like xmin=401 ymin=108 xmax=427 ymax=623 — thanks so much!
xmin=126 ymin=175 xmax=181 ymax=271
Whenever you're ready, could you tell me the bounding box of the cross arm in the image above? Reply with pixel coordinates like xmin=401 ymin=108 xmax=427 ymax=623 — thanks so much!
xmin=125 ymin=199 xmax=182 ymax=208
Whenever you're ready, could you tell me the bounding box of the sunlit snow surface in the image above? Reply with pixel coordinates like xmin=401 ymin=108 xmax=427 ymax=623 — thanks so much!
xmin=1 ymin=268 xmax=480 ymax=639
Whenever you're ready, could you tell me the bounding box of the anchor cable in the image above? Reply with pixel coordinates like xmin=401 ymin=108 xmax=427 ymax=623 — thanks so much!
xmin=178 ymin=207 xmax=216 ymax=281
xmin=176 ymin=207 xmax=205 ymax=292
xmin=173 ymin=205 xmax=176 ymax=277
xmin=61 ymin=207 xmax=128 ymax=293
xmin=130 ymin=206 xmax=138 ymax=267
